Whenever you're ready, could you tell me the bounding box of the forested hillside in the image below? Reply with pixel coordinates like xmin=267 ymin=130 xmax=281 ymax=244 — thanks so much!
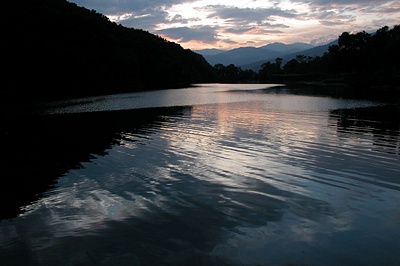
xmin=1 ymin=0 xmax=215 ymax=100
xmin=214 ymin=25 xmax=400 ymax=95
xmin=258 ymin=25 xmax=400 ymax=91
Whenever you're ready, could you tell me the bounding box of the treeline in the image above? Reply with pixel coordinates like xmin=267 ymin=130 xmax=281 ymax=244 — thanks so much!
xmin=214 ymin=25 xmax=400 ymax=91
xmin=2 ymin=0 xmax=399 ymax=101
xmin=1 ymin=0 xmax=215 ymax=100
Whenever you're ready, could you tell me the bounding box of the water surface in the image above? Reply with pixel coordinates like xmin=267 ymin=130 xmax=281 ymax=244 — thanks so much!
xmin=1 ymin=84 xmax=400 ymax=265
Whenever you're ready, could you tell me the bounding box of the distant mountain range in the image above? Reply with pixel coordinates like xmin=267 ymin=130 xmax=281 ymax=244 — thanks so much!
xmin=195 ymin=41 xmax=338 ymax=71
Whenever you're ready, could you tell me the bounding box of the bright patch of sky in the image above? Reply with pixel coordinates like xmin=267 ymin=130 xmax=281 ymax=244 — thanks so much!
xmin=70 ymin=0 xmax=400 ymax=50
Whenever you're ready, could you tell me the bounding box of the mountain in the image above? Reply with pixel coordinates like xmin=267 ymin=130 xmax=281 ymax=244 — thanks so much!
xmin=260 ymin=42 xmax=314 ymax=53
xmin=193 ymin=48 xmax=227 ymax=56
xmin=201 ymin=47 xmax=286 ymax=66
xmin=198 ymin=42 xmax=313 ymax=67
xmin=1 ymin=0 xmax=215 ymax=101
xmin=241 ymin=40 xmax=338 ymax=71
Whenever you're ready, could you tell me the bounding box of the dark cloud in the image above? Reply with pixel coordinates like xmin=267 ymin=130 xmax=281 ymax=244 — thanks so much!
xmin=71 ymin=0 xmax=195 ymax=14
xmin=205 ymin=5 xmax=300 ymax=25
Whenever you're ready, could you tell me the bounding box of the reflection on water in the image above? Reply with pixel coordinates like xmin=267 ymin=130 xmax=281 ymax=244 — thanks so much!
xmin=1 ymin=84 xmax=400 ymax=265
xmin=1 ymin=107 xmax=188 ymax=219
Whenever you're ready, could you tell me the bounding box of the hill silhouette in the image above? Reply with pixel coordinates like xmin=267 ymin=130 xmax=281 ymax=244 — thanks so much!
xmin=1 ymin=0 xmax=215 ymax=101
xmin=242 ymin=40 xmax=337 ymax=71
xmin=199 ymin=42 xmax=314 ymax=67
xmin=210 ymin=25 xmax=400 ymax=95
xmin=256 ymin=25 xmax=400 ymax=95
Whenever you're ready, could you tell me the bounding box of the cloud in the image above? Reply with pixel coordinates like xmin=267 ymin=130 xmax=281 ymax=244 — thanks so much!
xmin=155 ymin=26 xmax=220 ymax=43
xmin=114 ymin=8 xmax=170 ymax=30
xmin=310 ymin=34 xmax=338 ymax=45
xmin=295 ymin=0 xmax=400 ymax=17
xmin=72 ymin=0 xmax=200 ymax=30
xmin=365 ymin=4 xmax=400 ymax=14
xmin=308 ymin=8 xmax=356 ymax=25
xmin=223 ymin=27 xmax=283 ymax=35
xmin=292 ymin=0 xmax=391 ymax=5
xmin=168 ymin=14 xmax=192 ymax=24
xmin=261 ymin=22 xmax=290 ymax=28
xmin=69 ymin=0 xmax=400 ymax=49
xmin=72 ymin=0 xmax=195 ymax=14
xmin=319 ymin=20 xmax=349 ymax=26
xmin=205 ymin=5 xmax=300 ymax=25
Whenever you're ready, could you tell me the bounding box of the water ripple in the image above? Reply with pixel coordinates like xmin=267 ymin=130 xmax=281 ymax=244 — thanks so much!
xmin=1 ymin=86 xmax=399 ymax=265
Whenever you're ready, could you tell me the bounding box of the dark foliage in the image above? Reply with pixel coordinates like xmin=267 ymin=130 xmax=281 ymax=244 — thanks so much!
xmin=213 ymin=64 xmax=257 ymax=83
xmin=209 ymin=25 xmax=400 ymax=93
xmin=256 ymin=25 xmax=400 ymax=93
xmin=327 ymin=26 xmax=400 ymax=89
xmin=1 ymin=0 xmax=215 ymax=100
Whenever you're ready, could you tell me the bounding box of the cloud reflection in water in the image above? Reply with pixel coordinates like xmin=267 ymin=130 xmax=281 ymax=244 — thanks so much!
xmin=1 ymin=85 xmax=400 ymax=265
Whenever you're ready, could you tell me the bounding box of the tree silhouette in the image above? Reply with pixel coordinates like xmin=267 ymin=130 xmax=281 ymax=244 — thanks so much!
xmin=1 ymin=0 xmax=215 ymax=101
xmin=279 ymin=25 xmax=400 ymax=92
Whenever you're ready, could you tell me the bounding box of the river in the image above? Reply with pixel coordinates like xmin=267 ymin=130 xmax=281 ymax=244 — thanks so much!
xmin=1 ymin=84 xmax=400 ymax=265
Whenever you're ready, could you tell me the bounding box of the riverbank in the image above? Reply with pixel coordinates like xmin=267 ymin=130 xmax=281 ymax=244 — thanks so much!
xmin=263 ymin=77 xmax=400 ymax=103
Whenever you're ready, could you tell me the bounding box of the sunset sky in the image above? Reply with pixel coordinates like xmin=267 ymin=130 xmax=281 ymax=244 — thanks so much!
xmin=69 ymin=0 xmax=400 ymax=50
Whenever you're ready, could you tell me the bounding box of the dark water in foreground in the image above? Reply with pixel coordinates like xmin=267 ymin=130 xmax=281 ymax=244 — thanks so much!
xmin=1 ymin=84 xmax=400 ymax=265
